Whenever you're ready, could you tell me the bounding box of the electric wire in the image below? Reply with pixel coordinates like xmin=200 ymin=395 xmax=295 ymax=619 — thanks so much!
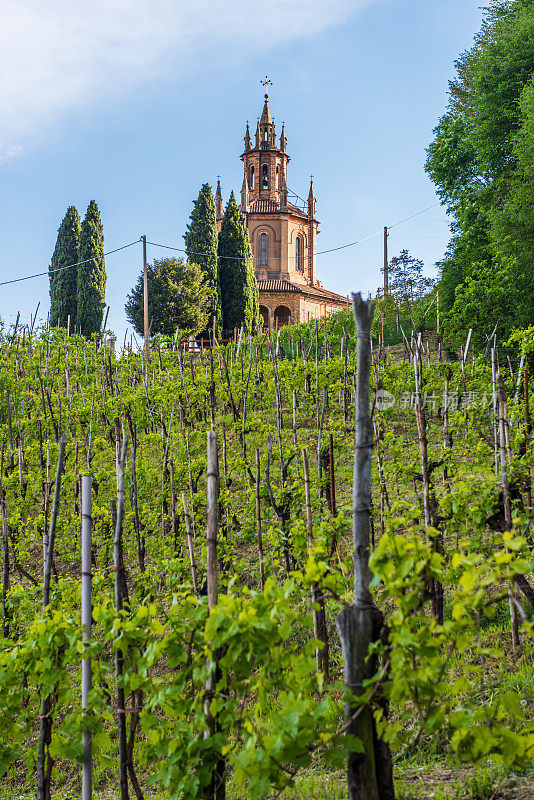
xmin=388 ymin=202 xmax=441 ymax=230
xmin=389 ymin=216 xmax=448 ymax=238
xmin=0 ymin=240 xmax=140 ymax=287
xmin=0 ymin=201 xmax=444 ymax=286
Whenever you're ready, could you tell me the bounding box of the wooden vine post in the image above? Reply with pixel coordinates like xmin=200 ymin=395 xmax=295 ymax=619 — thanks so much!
xmin=335 ymin=293 xmax=394 ymax=800
xmin=81 ymin=474 xmax=93 ymax=800
xmin=38 ymin=436 xmax=67 ymax=800
xmin=114 ymin=435 xmax=130 ymax=800
xmin=205 ymin=430 xmax=225 ymax=800
xmin=496 ymin=373 xmax=520 ymax=652
xmin=302 ymin=447 xmax=329 ymax=679
xmin=255 ymin=448 xmax=265 ymax=591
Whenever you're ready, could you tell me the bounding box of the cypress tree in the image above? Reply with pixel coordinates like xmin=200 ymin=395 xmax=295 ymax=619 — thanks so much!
xmin=218 ymin=192 xmax=259 ymax=334
xmin=49 ymin=206 xmax=80 ymax=329
xmin=77 ymin=200 xmax=106 ymax=338
xmin=184 ymin=183 xmax=222 ymax=335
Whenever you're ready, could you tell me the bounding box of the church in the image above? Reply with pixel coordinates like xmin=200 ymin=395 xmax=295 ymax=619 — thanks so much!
xmin=215 ymin=91 xmax=348 ymax=329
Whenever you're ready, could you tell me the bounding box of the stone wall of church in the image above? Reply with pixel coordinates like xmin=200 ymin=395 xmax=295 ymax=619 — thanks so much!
xmin=300 ymin=295 xmax=348 ymax=324
xmin=258 ymin=291 xmax=348 ymax=329
xmin=248 ymin=213 xmax=317 ymax=284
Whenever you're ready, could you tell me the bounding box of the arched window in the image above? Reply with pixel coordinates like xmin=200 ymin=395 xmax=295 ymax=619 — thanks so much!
xmin=259 ymin=233 xmax=268 ymax=267
xmin=249 ymin=166 xmax=255 ymax=190
xmin=276 ymin=165 xmax=280 ymax=190
xmin=262 ymin=164 xmax=269 ymax=190
xmin=295 ymin=236 xmax=303 ymax=271
xmin=274 ymin=305 xmax=291 ymax=328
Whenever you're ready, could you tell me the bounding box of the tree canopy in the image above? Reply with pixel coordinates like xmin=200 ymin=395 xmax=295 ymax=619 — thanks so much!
xmin=125 ymin=257 xmax=211 ymax=339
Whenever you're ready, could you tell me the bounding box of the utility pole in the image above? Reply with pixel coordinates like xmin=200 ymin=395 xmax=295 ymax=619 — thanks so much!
xmin=142 ymin=235 xmax=149 ymax=365
xmin=383 ymin=226 xmax=389 ymax=295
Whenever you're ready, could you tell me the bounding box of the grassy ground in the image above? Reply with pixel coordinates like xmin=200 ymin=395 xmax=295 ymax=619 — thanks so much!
xmin=2 ymin=765 xmax=533 ymax=800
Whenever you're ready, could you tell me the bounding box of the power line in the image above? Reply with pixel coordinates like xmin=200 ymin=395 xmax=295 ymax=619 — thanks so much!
xmin=388 ymin=202 xmax=441 ymax=230
xmin=389 ymin=216 xmax=448 ymax=239
xmin=0 ymin=240 xmax=140 ymax=287
xmin=0 ymin=200 xmax=444 ymax=286
xmin=147 ymin=231 xmax=383 ymax=262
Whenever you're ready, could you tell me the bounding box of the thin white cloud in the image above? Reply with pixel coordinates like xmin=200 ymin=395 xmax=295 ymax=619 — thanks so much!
xmin=0 ymin=0 xmax=375 ymax=158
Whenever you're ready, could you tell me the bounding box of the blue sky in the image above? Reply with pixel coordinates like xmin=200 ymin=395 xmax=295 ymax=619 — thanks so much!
xmin=0 ymin=0 xmax=484 ymax=341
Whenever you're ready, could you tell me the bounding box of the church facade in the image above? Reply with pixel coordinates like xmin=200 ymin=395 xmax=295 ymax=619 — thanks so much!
xmin=215 ymin=92 xmax=348 ymax=329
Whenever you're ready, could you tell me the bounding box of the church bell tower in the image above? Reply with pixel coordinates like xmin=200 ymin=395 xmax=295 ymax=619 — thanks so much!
xmin=239 ymin=88 xmax=318 ymax=287
xmin=240 ymin=93 xmax=290 ymax=210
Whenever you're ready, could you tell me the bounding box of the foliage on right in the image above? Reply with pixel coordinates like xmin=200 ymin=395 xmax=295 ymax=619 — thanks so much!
xmin=426 ymin=0 xmax=534 ymax=348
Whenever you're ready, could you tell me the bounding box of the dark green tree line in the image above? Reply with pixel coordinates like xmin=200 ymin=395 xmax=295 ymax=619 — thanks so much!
xmin=426 ymin=0 xmax=534 ymax=348
xmin=49 ymin=201 xmax=106 ymax=336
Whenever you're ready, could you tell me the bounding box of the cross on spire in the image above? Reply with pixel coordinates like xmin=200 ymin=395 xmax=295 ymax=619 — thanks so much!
xmin=260 ymin=76 xmax=273 ymax=93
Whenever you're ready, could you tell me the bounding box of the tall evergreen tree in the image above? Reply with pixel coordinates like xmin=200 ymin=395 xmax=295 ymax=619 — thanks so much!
xmin=184 ymin=184 xmax=222 ymax=335
xmin=49 ymin=206 xmax=80 ymax=329
xmin=77 ymin=200 xmax=106 ymax=337
xmin=218 ymin=192 xmax=259 ymax=334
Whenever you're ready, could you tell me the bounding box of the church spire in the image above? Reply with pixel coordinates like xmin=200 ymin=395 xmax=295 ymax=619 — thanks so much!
xmin=280 ymin=168 xmax=288 ymax=210
xmin=244 ymin=121 xmax=251 ymax=152
xmin=240 ymin=171 xmax=249 ymax=212
xmin=307 ymin=176 xmax=316 ymax=218
xmin=215 ymin=177 xmax=224 ymax=221
xmin=279 ymin=123 xmax=287 ymax=153
xmin=260 ymin=94 xmax=272 ymax=126
xmin=258 ymin=89 xmax=276 ymax=147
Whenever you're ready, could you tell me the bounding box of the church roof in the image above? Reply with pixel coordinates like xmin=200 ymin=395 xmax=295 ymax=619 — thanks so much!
xmin=247 ymin=198 xmax=308 ymax=218
xmin=249 ymin=198 xmax=279 ymax=213
xmin=258 ymin=279 xmax=347 ymax=304
xmin=258 ymin=279 xmax=300 ymax=293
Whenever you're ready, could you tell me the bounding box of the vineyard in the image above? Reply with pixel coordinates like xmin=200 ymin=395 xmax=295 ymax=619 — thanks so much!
xmin=0 ymin=301 xmax=533 ymax=800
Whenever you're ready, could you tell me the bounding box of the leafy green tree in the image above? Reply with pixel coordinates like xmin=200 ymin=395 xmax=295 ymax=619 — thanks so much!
xmin=444 ymin=259 xmax=523 ymax=351
xmin=49 ymin=206 xmax=80 ymax=329
xmin=184 ymin=184 xmax=222 ymax=336
xmin=125 ymin=257 xmax=210 ymax=338
xmin=426 ymin=0 xmax=534 ymax=343
xmin=386 ymin=250 xmax=435 ymax=331
xmin=76 ymin=200 xmax=106 ymax=337
xmin=218 ymin=192 xmax=259 ymax=334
